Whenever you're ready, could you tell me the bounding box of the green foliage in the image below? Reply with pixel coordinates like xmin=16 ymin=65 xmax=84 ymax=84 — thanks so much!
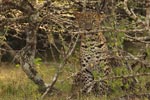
xmin=34 ymin=58 xmax=42 ymax=66
xmin=1 ymin=63 xmax=150 ymax=100
xmin=15 ymin=64 xmax=20 ymax=68
xmin=1 ymin=0 xmax=150 ymax=99
xmin=0 ymin=35 xmax=6 ymax=45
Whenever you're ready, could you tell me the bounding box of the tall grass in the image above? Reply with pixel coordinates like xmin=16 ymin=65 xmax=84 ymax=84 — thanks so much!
xmin=0 ymin=63 xmax=150 ymax=100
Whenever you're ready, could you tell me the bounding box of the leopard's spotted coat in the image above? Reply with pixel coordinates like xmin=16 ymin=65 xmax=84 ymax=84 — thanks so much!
xmin=71 ymin=11 xmax=111 ymax=97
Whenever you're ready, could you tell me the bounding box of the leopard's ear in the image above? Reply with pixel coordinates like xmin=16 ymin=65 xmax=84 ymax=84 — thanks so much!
xmin=73 ymin=12 xmax=82 ymax=19
xmin=97 ymin=12 xmax=106 ymax=21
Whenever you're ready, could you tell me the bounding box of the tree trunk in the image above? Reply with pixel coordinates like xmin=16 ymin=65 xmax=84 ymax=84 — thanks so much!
xmin=146 ymin=0 xmax=150 ymax=29
xmin=19 ymin=22 xmax=47 ymax=92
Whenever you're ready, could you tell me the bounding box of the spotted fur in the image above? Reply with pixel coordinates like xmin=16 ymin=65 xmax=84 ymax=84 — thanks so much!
xmin=71 ymin=11 xmax=110 ymax=97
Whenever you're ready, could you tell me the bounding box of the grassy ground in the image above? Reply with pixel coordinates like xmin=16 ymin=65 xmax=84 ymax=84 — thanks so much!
xmin=0 ymin=62 xmax=80 ymax=100
xmin=0 ymin=62 xmax=150 ymax=100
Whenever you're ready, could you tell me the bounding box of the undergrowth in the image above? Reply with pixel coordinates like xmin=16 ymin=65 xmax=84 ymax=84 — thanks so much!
xmin=0 ymin=62 xmax=150 ymax=100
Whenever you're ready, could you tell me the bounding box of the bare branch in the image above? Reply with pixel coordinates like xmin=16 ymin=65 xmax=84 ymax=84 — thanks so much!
xmin=41 ymin=34 xmax=80 ymax=99
xmin=125 ymin=34 xmax=150 ymax=44
xmin=0 ymin=16 xmax=29 ymax=27
xmin=115 ymin=93 xmax=150 ymax=100
xmin=123 ymin=0 xmax=145 ymax=25
xmin=100 ymin=72 xmax=150 ymax=81
xmin=0 ymin=2 xmax=30 ymax=14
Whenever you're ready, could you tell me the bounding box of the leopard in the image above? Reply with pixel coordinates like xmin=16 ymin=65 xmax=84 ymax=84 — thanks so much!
xmin=74 ymin=11 xmax=111 ymax=73
xmin=70 ymin=11 xmax=111 ymax=98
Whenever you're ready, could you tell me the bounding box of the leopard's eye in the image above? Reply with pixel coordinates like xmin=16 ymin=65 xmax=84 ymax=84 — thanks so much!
xmin=92 ymin=20 xmax=96 ymax=24
xmin=100 ymin=11 xmax=104 ymax=14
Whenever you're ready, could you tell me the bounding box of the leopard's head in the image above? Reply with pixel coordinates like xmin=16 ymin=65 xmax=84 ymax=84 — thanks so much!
xmin=74 ymin=12 xmax=105 ymax=31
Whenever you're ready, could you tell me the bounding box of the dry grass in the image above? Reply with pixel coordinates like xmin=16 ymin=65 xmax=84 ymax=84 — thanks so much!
xmin=0 ymin=63 xmax=39 ymax=100
xmin=0 ymin=63 xmax=150 ymax=100
xmin=0 ymin=63 xmax=75 ymax=100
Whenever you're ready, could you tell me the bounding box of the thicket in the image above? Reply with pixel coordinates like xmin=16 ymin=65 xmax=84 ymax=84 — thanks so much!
xmin=0 ymin=0 xmax=150 ymax=100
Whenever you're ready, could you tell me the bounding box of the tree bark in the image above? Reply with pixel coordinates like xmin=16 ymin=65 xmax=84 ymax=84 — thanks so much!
xmin=18 ymin=14 xmax=47 ymax=92
xmin=146 ymin=0 xmax=150 ymax=29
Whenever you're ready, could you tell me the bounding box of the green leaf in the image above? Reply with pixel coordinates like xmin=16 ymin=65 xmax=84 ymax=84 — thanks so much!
xmin=15 ymin=64 xmax=20 ymax=68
